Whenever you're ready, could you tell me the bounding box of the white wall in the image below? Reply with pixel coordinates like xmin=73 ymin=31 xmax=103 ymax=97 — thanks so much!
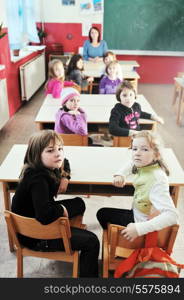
xmin=0 ymin=0 xmax=7 ymax=25
xmin=35 ymin=0 xmax=103 ymax=24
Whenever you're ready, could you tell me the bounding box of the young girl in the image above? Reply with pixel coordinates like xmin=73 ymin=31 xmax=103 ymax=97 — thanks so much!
xmin=66 ymin=54 xmax=94 ymax=90
xmin=97 ymin=130 xmax=178 ymax=241
xmin=54 ymin=88 xmax=88 ymax=135
xmin=101 ymin=51 xmax=123 ymax=80
xmin=45 ymin=59 xmax=78 ymax=98
xmin=103 ymin=51 xmax=116 ymax=65
xmin=99 ymin=61 xmax=122 ymax=94
xmin=11 ymin=130 xmax=99 ymax=277
xmin=109 ymin=80 xmax=164 ymax=136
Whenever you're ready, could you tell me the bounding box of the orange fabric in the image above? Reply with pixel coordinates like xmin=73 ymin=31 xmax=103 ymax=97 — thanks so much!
xmin=114 ymin=231 xmax=184 ymax=278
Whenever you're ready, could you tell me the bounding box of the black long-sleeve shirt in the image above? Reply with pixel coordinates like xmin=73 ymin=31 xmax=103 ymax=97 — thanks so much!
xmin=109 ymin=102 xmax=152 ymax=137
xmin=11 ymin=159 xmax=70 ymax=248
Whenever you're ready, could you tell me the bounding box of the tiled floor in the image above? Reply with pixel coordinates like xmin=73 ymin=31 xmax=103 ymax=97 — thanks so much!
xmin=0 ymin=84 xmax=184 ymax=277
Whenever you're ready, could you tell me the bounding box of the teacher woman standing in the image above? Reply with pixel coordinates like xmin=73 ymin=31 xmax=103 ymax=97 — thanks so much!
xmin=83 ymin=26 xmax=108 ymax=62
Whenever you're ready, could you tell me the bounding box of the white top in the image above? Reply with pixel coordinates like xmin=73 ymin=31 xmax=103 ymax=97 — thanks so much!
xmin=115 ymin=162 xmax=179 ymax=236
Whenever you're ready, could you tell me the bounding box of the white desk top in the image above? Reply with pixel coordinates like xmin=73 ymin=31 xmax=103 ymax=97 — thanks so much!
xmin=35 ymin=94 xmax=156 ymax=125
xmin=83 ymin=60 xmax=139 ymax=70
xmin=43 ymin=93 xmax=150 ymax=107
xmin=174 ymin=77 xmax=184 ymax=87
xmin=84 ymin=68 xmax=140 ymax=79
xmin=0 ymin=145 xmax=184 ymax=186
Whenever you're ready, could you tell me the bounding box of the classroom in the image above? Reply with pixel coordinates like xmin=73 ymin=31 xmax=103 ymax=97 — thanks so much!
xmin=0 ymin=0 xmax=184 ymax=286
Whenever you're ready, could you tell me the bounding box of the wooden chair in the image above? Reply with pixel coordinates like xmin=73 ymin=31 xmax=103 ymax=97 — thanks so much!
xmin=102 ymin=223 xmax=179 ymax=278
xmin=113 ymin=136 xmax=131 ymax=147
xmin=4 ymin=210 xmax=80 ymax=278
xmin=59 ymin=134 xmax=88 ymax=146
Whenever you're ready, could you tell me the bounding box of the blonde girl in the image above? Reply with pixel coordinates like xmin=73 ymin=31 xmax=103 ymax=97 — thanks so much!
xmin=99 ymin=60 xmax=123 ymax=94
xmin=97 ymin=130 xmax=178 ymax=241
xmin=45 ymin=59 xmax=77 ymax=98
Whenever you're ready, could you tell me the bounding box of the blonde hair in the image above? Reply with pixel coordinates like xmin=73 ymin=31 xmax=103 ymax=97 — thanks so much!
xmin=105 ymin=60 xmax=121 ymax=76
xmin=130 ymin=130 xmax=169 ymax=176
xmin=48 ymin=59 xmax=65 ymax=81
xmin=20 ymin=130 xmax=64 ymax=181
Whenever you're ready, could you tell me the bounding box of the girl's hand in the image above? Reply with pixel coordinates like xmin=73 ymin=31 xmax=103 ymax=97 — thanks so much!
xmin=152 ymin=115 xmax=164 ymax=124
xmin=113 ymin=175 xmax=126 ymax=187
xmin=94 ymin=56 xmax=102 ymax=62
xmin=121 ymin=223 xmax=138 ymax=241
xmin=68 ymin=110 xmax=80 ymax=115
xmin=87 ymin=76 xmax=94 ymax=82
xmin=59 ymin=177 xmax=69 ymax=193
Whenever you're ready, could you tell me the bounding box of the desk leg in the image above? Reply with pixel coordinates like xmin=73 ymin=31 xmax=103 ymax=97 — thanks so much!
xmin=36 ymin=123 xmax=43 ymax=130
xmin=2 ymin=182 xmax=14 ymax=252
xmin=152 ymin=122 xmax=157 ymax=131
xmin=176 ymin=88 xmax=183 ymax=126
xmin=170 ymin=186 xmax=179 ymax=207
xmin=172 ymin=84 xmax=178 ymax=106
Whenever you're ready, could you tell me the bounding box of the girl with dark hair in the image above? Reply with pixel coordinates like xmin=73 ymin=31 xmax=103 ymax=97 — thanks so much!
xmin=66 ymin=54 xmax=93 ymax=90
xmin=109 ymin=80 xmax=164 ymax=137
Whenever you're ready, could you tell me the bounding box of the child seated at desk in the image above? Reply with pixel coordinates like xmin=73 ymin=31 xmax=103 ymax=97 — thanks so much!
xmin=45 ymin=59 xmax=79 ymax=98
xmin=66 ymin=54 xmax=94 ymax=92
xmin=97 ymin=130 xmax=178 ymax=241
xmin=12 ymin=130 xmax=99 ymax=277
xmin=54 ymin=88 xmax=87 ymax=135
xmin=99 ymin=61 xmax=122 ymax=94
xmin=109 ymin=80 xmax=164 ymax=137
xmin=101 ymin=51 xmax=122 ymax=80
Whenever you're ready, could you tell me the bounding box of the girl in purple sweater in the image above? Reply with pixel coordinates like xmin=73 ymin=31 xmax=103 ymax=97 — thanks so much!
xmin=54 ymin=88 xmax=87 ymax=135
xmin=99 ymin=60 xmax=123 ymax=94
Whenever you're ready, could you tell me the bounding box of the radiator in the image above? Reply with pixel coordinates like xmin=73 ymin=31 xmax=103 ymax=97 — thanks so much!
xmin=20 ymin=52 xmax=46 ymax=101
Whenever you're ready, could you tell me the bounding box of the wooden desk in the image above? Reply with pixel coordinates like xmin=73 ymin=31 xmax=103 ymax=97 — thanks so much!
xmin=1 ymin=145 xmax=183 ymax=250
xmin=173 ymin=77 xmax=184 ymax=126
xmin=0 ymin=145 xmax=183 ymax=209
xmin=83 ymin=61 xmax=140 ymax=92
xmin=83 ymin=60 xmax=139 ymax=75
xmin=36 ymin=94 xmax=157 ymax=130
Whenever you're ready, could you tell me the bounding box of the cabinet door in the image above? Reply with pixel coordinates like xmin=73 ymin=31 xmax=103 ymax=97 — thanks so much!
xmin=0 ymin=79 xmax=9 ymax=129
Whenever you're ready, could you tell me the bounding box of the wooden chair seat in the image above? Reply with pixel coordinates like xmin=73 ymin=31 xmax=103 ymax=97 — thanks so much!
xmin=102 ymin=223 xmax=179 ymax=278
xmin=59 ymin=133 xmax=88 ymax=146
xmin=4 ymin=210 xmax=80 ymax=278
xmin=113 ymin=136 xmax=131 ymax=147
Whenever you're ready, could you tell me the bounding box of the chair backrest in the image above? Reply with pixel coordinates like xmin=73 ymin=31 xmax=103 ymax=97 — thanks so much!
xmin=113 ymin=136 xmax=131 ymax=147
xmin=108 ymin=223 xmax=179 ymax=260
xmin=4 ymin=210 xmax=73 ymax=254
xmin=59 ymin=133 xmax=88 ymax=146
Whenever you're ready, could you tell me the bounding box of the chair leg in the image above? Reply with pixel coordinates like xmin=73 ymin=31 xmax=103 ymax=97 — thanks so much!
xmin=102 ymin=230 xmax=109 ymax=278
xmin=17 ymin=250 xmax=23 ymax=278
xmin=72 ymin=252 xmax=79 ymax=278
